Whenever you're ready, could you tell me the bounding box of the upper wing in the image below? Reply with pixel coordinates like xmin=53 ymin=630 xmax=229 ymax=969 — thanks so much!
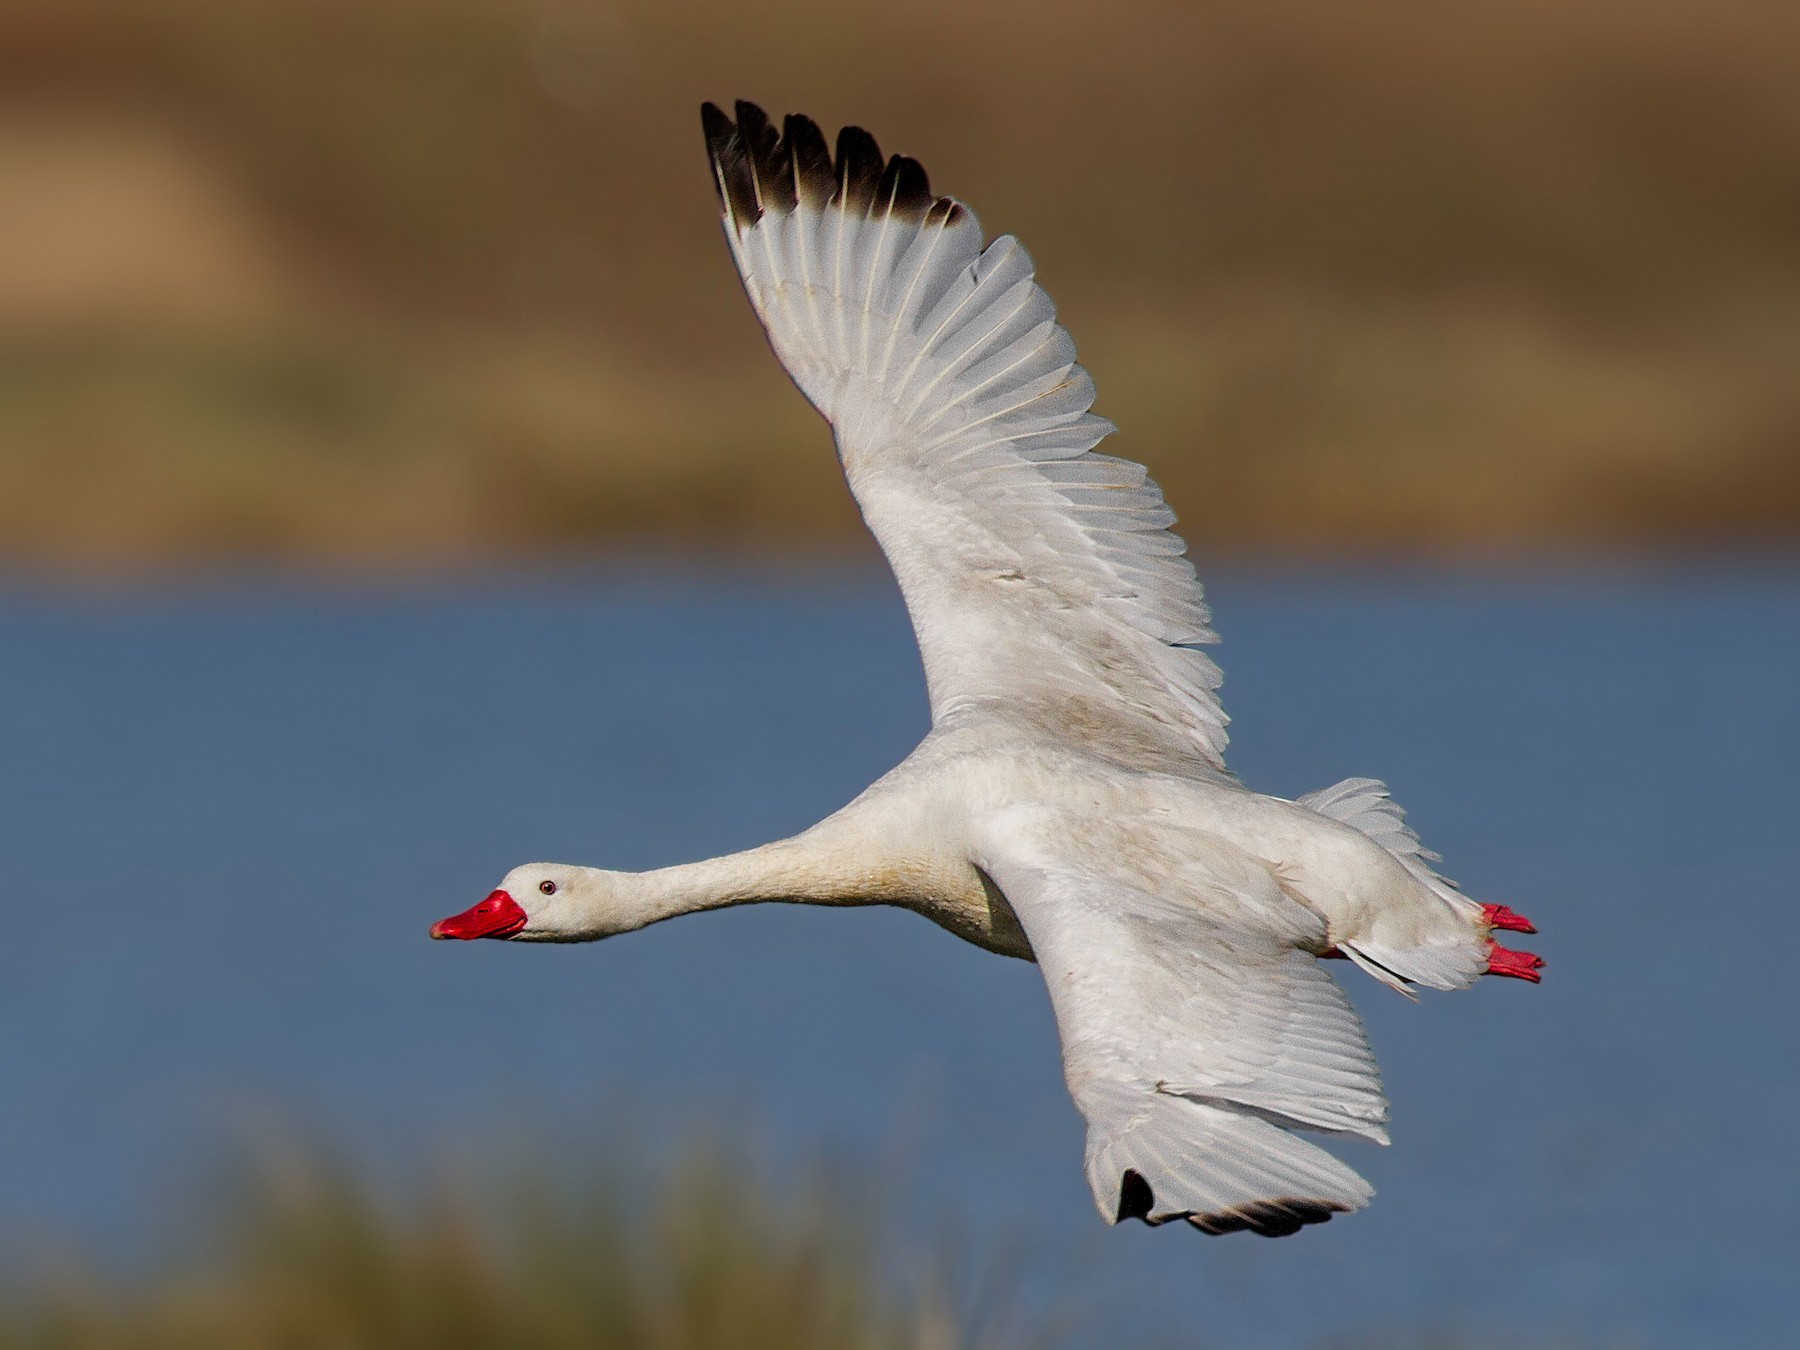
xmin=703 ymin=101 xmax=1229 ymax=773
xmin=976 ymin=806 xmax=1389 ymax=1236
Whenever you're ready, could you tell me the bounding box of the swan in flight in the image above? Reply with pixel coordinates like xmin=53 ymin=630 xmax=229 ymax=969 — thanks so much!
xmin=432 ymin=101 xmax=1543 ymax=1239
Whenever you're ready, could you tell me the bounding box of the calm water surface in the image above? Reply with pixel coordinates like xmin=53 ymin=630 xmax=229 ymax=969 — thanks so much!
xmin=2 ymin=563 xmax=1796 ymax=1347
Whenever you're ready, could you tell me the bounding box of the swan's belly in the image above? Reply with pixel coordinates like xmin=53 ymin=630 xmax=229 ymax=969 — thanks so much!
xmin=984 ymin=754 xmax=1468 ymax=951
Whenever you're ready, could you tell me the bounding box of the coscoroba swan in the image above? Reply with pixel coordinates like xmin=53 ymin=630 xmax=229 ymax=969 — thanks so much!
xmin=432 ymin=101 xmax=1543 ymax=1239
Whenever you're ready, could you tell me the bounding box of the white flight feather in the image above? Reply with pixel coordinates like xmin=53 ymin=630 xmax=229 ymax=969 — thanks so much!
xmin=713 ymin=152 xmax=1229 ymax=771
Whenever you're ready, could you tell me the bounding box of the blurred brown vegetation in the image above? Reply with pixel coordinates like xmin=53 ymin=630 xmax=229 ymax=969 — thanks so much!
xmin=0 ymin=1140 xmax=1612 ymax=1350
xmin=0 ymin=1144 xmax=1030 ymax=1350
xmin=2 ymin=0 xmax=1797 ymax=569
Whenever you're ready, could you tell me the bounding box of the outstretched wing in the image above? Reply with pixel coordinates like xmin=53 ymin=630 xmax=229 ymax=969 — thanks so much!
xmin=977 ymin=806 xmax=1389 ymax=1237
xmin=702 ymin=101 xmax=1229 ymax=774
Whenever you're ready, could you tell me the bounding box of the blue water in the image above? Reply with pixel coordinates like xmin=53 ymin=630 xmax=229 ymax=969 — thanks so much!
xmin=2 ymin=563 xmax=1796 ymax=1347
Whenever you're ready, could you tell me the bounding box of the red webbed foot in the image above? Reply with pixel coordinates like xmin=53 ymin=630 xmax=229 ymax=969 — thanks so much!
xmin=1482 ymin=903 xmax=1537 ymax=934
xmin=1486 ymin=942 xmax=1544 ymax=983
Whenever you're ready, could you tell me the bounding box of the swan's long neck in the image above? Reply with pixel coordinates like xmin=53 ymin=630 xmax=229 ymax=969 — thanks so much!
xmin=633 ymin=836 xmax=880 ymax=919
xmin=551 ymin=815 xmax=920 ymax=941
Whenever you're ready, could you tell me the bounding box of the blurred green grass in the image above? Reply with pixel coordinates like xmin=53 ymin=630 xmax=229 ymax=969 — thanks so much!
xmin=2 ymin=0 xmax=1797 ymax=566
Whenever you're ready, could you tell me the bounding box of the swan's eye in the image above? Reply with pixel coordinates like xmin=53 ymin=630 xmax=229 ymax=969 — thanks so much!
xmin=539 ymin=880 xmax=557 ymax=896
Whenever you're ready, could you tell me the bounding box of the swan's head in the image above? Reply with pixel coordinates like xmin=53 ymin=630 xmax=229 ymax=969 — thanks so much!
xmin=430 ymin=863 xmax=604 ymax=943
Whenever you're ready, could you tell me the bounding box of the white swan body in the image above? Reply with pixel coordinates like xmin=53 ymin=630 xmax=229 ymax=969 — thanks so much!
xmin=433 ymin=102 xmax=1543 ymax=1239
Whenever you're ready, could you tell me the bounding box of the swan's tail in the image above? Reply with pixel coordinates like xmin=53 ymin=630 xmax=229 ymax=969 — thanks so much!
xmin=1299 ymin=776 xmax=1544 ymax=991
xmin=1082 ymin=1082 xmax=1374 ymax=1238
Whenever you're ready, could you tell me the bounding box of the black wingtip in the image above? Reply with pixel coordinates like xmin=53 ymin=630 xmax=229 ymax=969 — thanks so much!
xmin=1113 ymin=1169 xmax=1348 ymax=1238
xmin=877 ymin=153 xmax=934 ymax=218
xmin=834 ymin=124 xmax=885 ymax=216
xmin=733 ymin=99 xmax=770 ymax=140
xmin=782 ymin=113 xmax=834 ymax=212
xmin=702 ymin=100 xmax=961 ymax=229
xmin=1186 ymin=1199 xmax=1348 ymax=1239
xmin=735 ymin=102 xmax=793 ymax=215
xmin=701 ymin=100 xmax=758 ymax=226
xmin=1115 ymin=1169 xmax=1155 ymax=1223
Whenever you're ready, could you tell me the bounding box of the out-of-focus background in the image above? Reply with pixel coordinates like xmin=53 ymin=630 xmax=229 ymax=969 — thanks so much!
xmin=3 ymin=2 xmax=1798 ymax=1348
xmin=4 ymin=0 xmax=1799 ymax=567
